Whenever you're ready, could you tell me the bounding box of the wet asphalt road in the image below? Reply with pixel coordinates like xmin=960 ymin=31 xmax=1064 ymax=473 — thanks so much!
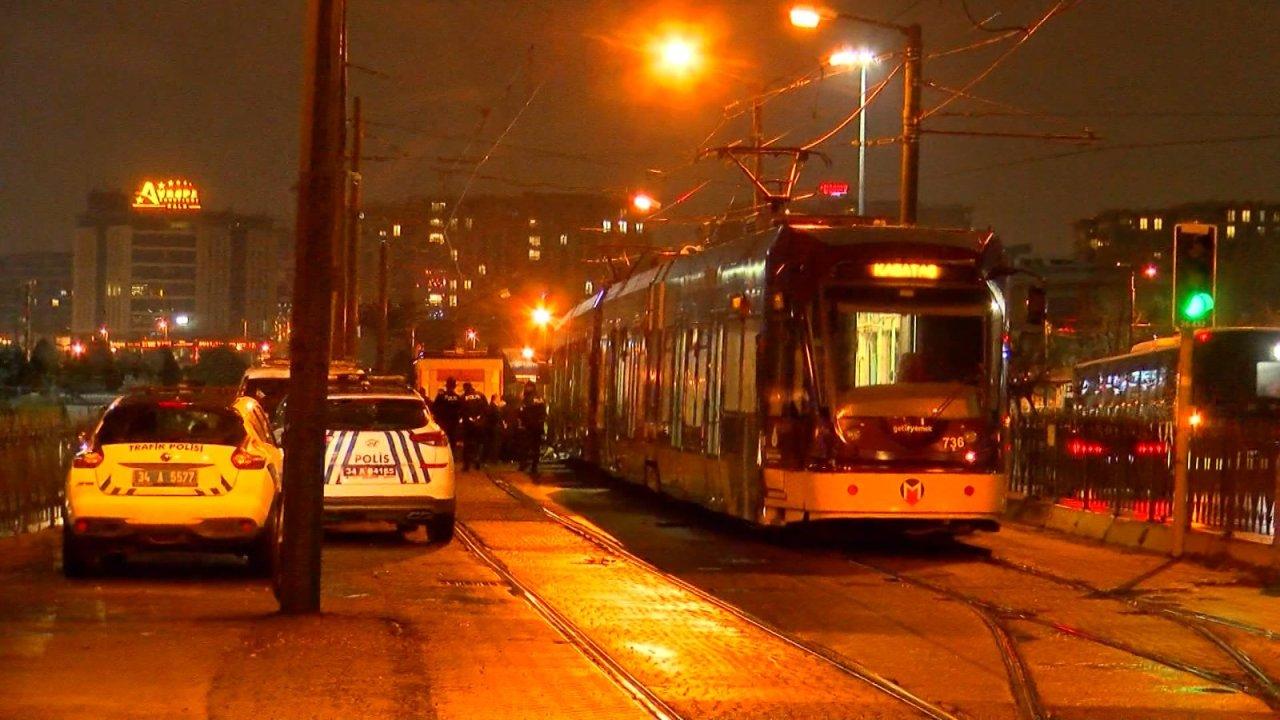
xmin=1 ymin=464 xmax=1277 ymax=719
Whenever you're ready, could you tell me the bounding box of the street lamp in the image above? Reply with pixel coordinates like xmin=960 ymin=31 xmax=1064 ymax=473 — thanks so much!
xmin=826 ymin=46 xmax=878 ymax=215
xmin=631 ymin=192 xmax=659 ymax=213
xmin=652 ymin=34 xmax=702 ymax=80
xmin=791 ymin=5 xmax=923 ymax=224
xmin=531 ymin=306 xmax=553 ymax=328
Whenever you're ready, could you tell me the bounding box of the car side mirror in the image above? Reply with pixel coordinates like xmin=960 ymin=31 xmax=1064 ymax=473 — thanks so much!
xmin=1025 ymin=286 xmax=1047 ymax=327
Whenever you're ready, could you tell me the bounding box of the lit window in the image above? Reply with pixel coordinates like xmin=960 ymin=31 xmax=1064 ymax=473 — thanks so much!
xmin=431 ymin=201 xmax=446 ymax=213
xmin=619 ymin=220 xmax=628 ymax=234
xmin=584 ymin=281 xmax=594 ymax=294
xmin=559 ymin=233 xmax=568 ymax=246
xmin=1242 ymin=208 xmax=1252 ymax=222
xmin=450 ymin=280 xmax=457 ymax=290
xmin=449 ymin=218 xmax=458 ymax=229
xmin=463 ymin=279 xmax=472 ymax=290
xmin=448 ymin=294 xmax=457 ymax=307
xmin=478 ymin=264 xmax=487 ymax=276
xmin=529 ymin=248 xmax=541 ymax=261
xmin=50 ymin=298 xmax=60 ymax=308
xmin=1153 ymin=217 xmax=1163 ymax=231
xmin=1228 ymin=209 xmax=1237 ymax=222
xmin=430 ymin=217 xmax=443 ymax=227
xmin=428 ymin=293 xmax=444 ymax=306
xmin=450 ymin=249 xmax=458 ymax=261
xmin=465 ymin=218 xmax=474 ymax=230
xmin=1139 ymin=217 xmax=1149 ymax=230
xmin=529 ymin=235 xmax=541 ymax=247
xmin=528 ymin=218 xmax=538 ymax=227
xmin=636 ymin=222 xmax=644 ymax=234
xmin=429 ymin=232 xmax=445 ymax=244
xmin=602 ymin=220 xmax=612 ymax=232
xmin=379 ymin=229 xmax=387 ymax=237
xmin=1227 ymin=225 xmax=1236 ymax=238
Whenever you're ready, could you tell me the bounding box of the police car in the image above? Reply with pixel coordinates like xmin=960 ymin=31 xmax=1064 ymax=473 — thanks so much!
xmin=63 ymin=391 xmax=283 ymax=577
xmin=293 ymin=381 xmax=456 ymax=540
xmin=239 ymin=359 xmax=366 ymax=416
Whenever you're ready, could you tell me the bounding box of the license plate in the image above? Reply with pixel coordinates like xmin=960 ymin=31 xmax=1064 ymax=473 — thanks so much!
xmin=342 ymin=465 xmax=399 ymax=478
xmin=132 ymin=469 xmax=198 ymax=487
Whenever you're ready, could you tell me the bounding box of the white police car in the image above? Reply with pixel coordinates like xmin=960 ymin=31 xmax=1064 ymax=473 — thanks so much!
xmin=63 ymin=391 xmax=282 ymax=577
xmin=308 ymin=383 xmax=456 ymax=540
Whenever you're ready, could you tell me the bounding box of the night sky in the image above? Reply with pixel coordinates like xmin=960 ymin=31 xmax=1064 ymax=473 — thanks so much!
xmin=3 ymin=1 xmax=1278 ymax=256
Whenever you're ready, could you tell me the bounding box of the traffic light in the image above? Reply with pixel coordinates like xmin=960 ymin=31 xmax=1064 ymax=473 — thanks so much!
xmin=1173 ymin=223 xmax=1217 ymax=327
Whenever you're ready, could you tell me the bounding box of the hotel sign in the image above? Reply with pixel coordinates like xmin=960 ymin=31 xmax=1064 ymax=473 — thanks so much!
xmin=133 ymin=179 xmax=201 ymax=210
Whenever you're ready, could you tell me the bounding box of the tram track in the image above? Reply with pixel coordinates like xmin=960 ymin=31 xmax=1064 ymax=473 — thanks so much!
xmin=454 ymin=520 xmax=685 ymax=720
xmin=485 ymin=471 xmax=963 ymax=720
xmin=969 ymin=551 xmax=1280 ymax=709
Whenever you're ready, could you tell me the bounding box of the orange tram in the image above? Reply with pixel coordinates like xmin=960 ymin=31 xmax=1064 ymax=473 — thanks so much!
xmin=547 ymin=217 xmax=1017 ymax=531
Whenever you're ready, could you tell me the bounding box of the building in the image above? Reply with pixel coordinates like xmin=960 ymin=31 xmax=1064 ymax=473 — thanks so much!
xmin=71 ymin=182 xmax=286 ymax=341
xmin=1074 ymin=201 xmax=1280 ymax=327
xmin=0 ymin=251 xmax=72 ymax=345
xmin=358 ymin=192 xmax=639 ymax=351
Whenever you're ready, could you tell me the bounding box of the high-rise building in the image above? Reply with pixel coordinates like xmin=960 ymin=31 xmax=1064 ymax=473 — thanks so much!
xmin=0 ymin=251 xmax=72 ymax=344
xmin=71 ymin=182 xmax=286 ymax=341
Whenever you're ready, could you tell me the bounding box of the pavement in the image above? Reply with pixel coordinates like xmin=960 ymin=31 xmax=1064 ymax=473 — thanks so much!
xmin=1 ymin=463 xmax=1277 ymax=719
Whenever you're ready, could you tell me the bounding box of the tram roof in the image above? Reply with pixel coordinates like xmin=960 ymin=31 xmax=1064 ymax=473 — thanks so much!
xmin=779 ymin=217 xmax=996 ymax=253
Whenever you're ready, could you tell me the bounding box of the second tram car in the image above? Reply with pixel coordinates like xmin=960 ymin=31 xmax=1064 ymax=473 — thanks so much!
xmin=548 ymin=217 xmax=1015 ymax=529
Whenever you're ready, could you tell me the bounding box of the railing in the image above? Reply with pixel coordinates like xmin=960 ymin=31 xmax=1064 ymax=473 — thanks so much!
xmin=0 ymin=405 xmax=78 ymax=536
xmin=1011 ymin=413 xmax=1277 ymax=542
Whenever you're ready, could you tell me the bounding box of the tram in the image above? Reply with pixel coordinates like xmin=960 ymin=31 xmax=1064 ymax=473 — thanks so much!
xmin=547 ymin=217 xmax=1018 ymax=530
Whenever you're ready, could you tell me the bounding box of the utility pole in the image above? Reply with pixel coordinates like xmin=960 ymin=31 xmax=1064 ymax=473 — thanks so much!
xmin=344 ymin=96 xmax=363 ymax=361
xmin=376 ymin=221 xmax=391 ymax=373
xmin=899 ymin=23 xmax=922 ymax=225
xmin=279 ymin=0 xmax=345 ymax=614
xmin=751 ymin=97 xmax=767 ymax=228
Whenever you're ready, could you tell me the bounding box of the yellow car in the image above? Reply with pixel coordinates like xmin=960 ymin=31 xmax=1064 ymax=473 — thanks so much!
xmin=63 ymin=391 xmax=282 ymax=577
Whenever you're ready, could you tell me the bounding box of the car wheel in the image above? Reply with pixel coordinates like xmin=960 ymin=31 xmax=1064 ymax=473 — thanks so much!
xmin=61 ymin=520 xmax=94 ymax=578
xmin=425 ymin=513 xmax=455 ymax=544
xmin=247 ymin=502 xmax=279 ymax=578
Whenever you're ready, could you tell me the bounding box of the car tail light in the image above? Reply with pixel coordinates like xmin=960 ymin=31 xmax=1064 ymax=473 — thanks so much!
xmin=410 ymin=430 xmax=449 ymax=447
xmin=73 ymin=450 xmax=104 ymax=469
xmin=231 ymin=444 xmax=267 ymax=470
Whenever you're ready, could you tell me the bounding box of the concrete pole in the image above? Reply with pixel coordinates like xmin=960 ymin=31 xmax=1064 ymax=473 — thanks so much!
xmin=344 ymin=96 xmax=363 ymax=361
xmin=279 ymin=0 xmax=344 ymax=614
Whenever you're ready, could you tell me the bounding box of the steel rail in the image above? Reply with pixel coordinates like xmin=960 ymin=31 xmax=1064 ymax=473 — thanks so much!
xmin=485 ymin=472 xmax=962 ymax=720
xmin=454 ymin=521 xmax=685 ymax=720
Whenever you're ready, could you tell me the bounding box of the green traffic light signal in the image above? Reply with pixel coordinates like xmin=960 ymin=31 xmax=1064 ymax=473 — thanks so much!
xmin=1182 ymin=291 xmax=1214 ymax=321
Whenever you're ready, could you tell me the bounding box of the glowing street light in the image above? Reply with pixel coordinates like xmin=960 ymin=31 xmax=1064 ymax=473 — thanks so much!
xmin=652 ymin=34 xmax=702 ymax=78
xmin=632 ymin=192 xmax=659 ymax=213
xmin=789 ymin=5 xmax=824 ymax=28
xmin=531 ymin=306 xmax=553 ymax=328
xmin=827 ymin=46 xmax=877 ymax=69
xmin=521 ymin=346 xmax=535 ymax=361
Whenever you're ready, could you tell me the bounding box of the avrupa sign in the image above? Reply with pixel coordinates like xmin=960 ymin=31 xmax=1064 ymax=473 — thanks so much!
xmin=133 ymin=179 xmax=202 ymax=210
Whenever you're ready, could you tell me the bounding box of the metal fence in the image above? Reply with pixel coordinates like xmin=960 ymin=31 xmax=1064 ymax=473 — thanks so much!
xmin=1012 ymin=413 xmax=1278 ymax=542
xmin=0 ymin=406 xmax=78 ymax=535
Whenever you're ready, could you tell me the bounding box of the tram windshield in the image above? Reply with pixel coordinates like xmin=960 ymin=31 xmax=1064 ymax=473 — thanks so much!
xmin=824 ymin=301 xmax=988 ymax=417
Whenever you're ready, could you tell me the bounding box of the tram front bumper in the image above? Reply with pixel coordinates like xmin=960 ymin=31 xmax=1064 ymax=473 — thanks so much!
xmin=762 ymin=469 xmax=1005 ymax=526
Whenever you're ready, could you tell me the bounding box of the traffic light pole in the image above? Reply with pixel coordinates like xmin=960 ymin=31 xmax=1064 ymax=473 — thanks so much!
xmin=1171 ymin=328 xmax=1193 ymax=557
xmin=279 ymin=0 xmax=345 ymax=614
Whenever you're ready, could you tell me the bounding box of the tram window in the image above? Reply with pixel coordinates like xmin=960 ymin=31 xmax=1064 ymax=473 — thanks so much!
xmin=828 ymin=307 xmax=984 ymax=391
xmin=742 ymin=324 xmax=758 ymax=413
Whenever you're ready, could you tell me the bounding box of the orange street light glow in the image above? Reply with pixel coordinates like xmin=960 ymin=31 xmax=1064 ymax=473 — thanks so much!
xmin=653 ymin=35 xmax=701 ymax=77
xmin=521 ymin=346 xmax=535 ymax=361
xmin=790 ymin=5 xmax=823 ymax=29
xmin=532 ymin=306 xmax=553 ymax=327
xmin=632 ymin=193 xmax=658 ymax=212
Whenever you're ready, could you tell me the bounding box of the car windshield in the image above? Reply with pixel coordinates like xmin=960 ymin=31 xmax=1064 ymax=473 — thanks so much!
xmin=97 ymin=404 xmax=246 ymax=446
xmin=326 ymin=398 xmax=428 ymax=431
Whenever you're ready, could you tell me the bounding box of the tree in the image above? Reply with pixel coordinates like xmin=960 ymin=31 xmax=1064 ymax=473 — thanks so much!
xmin=25 ymin=339 xmax=58 ymax=390
xmin=188 ymin=347 xmax=248 ymax=387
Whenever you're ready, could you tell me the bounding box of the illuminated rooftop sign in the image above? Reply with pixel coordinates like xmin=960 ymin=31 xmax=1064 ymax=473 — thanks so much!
xmin=133 ymin=179 xmax=201 ymax=210
xmin=819 ymin=181 xmax=849 ymax=198
xmin=869 ymin=262 xmax=941 ymax=280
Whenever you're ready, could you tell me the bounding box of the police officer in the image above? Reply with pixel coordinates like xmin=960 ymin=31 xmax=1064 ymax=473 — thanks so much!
xmin=432 ymin=377 xmax=463 ymax=455
xmin=518 ymin=381 xmax=548 ymax=477
xmin=460 ymin=382 xmax=489 ymax=471
xmin=486 ymin=394 xmax=506 ymax=465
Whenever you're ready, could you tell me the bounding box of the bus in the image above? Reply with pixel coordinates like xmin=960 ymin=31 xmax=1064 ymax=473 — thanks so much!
xmin=548 ymin=217 xmax=1021 ymax=531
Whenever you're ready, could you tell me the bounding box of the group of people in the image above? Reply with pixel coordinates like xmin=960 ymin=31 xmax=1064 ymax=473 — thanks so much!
xmin=429 ymin=378 xmax=548 ymax=475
